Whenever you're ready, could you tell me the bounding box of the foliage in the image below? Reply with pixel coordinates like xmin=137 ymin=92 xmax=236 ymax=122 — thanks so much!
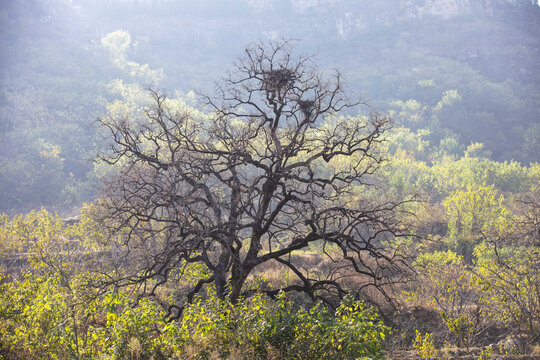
xmin=441 ymin=312 xmax=476 ymax=349
xmin=177 ymin=291 xmax=387 ymax=360
xmin=477 ymin=348 xmax=493 ymax=360
xmin=0 ymin=207 xmax=389 ymax=359
xmin=2 ymin=0 xmax=540 ymax=213
xmin=412 ymin=251 xmax=479 ymax=318
xmin=0 ymin=265 xmax=388 ymax=359
xmin=473 ymin=242 xmax=540 ymax=336
xmin=401 ymin=159 xmax=539 ymax=348
xmin=0 ymin=270 xmax=174 ymax=359
xmin=97 ymin=40 xmax=410 ymax=312
xmin=442 ymin=184 xmax=510 ymax=261
xmin=413 ymin=330 xmax=438 ymax=359
xmin=0 ymin=119 xmax=539 ymax=357
xmin=1 ymin=1 xmax=539 ymax=356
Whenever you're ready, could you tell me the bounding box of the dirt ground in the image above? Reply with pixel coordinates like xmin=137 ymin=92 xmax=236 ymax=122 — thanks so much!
xmin=386 ymin=349 xmax=540 ymax=360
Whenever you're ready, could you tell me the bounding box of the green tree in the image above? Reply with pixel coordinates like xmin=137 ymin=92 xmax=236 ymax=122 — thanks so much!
xmin=443 ymin=184 xmax=510 ymax=261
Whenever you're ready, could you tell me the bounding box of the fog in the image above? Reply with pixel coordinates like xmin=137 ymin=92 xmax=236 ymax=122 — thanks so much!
xmin=1 ymin=0 xmax=539 ymax=212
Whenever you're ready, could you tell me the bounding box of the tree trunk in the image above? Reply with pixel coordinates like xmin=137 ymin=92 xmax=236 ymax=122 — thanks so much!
xmin=229 ymin=265 xmax=250 ymax=303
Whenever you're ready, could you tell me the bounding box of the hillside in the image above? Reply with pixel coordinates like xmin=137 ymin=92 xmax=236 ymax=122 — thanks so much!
xmin=0 ymin=0 xmax=539 ymax=212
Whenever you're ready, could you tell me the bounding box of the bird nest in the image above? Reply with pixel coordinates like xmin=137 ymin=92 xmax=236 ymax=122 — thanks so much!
xmin=264 ymin=68 xmax=295 ymax=91
xmin=298 ymin=99 xmax=315 ymax=118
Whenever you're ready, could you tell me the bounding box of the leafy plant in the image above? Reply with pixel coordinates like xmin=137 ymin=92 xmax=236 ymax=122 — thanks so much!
xmin=478 ymin=347 xmax=492 ymax=360
xmin=413 ymin=330 xmax=438 ymax=358
xmin=441 ymin=312 xmax=475 ymax=348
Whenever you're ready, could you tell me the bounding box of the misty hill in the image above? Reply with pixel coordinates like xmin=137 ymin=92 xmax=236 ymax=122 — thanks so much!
xmin=0 ymin=0 xmax=539 ymax=212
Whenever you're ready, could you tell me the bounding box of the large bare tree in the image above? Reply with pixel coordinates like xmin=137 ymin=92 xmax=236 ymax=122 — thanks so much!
xmin=98 ymin=41 xmax=409 ymax=318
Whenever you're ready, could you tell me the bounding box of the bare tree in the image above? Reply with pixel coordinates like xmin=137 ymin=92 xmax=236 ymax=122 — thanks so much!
xmin=98 ymin=40 xmax=410 ymax=318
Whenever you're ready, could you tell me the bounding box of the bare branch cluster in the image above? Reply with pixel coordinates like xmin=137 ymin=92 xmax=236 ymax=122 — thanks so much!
xmin=97 ymin=40 xmax=411 ymax=318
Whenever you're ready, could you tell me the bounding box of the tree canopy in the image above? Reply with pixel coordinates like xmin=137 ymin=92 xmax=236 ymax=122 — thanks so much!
xmin=97 ymin=41 xmax=410 ymax=317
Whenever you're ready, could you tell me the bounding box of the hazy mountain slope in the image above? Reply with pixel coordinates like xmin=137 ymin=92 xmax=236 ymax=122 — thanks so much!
xmin=0 ymin=0 xmax=538 ymax=212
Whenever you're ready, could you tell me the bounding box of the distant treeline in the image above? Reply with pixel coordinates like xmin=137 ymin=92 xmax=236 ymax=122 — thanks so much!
xmin=1 ymin=0 xmax=539 ymax=212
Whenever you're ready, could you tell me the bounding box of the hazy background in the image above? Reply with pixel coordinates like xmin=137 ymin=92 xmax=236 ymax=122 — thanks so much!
xmin=1 ymin=0 xmax=539 ymax=213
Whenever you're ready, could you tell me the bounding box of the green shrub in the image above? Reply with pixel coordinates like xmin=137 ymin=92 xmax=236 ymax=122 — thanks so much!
xmin=178 ymin=291 xmax=388 ymax=360
xmin=0 ymin=272 xmax=388 ymax=360
xmin=413 ymin=330 xmax=437 ymax=359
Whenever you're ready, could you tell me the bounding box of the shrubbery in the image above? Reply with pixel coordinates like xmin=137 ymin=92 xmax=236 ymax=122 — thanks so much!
xmin=0 ymin=210 xmax=388 ymax=359
xmin=0 ymin=273 xmax=387 ymax=359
